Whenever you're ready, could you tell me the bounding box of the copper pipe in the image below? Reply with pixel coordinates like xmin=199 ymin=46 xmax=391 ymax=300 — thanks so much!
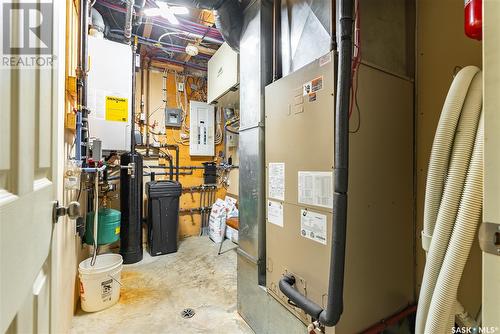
xmin=360 ymin=305 xmax=417 ymax=334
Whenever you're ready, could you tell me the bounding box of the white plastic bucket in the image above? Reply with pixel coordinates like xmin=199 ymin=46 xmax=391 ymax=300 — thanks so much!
xmin=78 ymin=253 xmax=123 ymax=312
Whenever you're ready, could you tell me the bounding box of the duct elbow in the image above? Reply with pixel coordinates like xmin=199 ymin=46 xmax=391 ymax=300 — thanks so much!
xmin=166 ymin=0 xmax=243 ymax=51
xmin=213 ymin=1 xmax=242 ymax=52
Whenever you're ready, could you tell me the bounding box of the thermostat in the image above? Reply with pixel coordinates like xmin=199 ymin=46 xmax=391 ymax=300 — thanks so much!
xmin=165 ymin=108 xmax=182 ymax=128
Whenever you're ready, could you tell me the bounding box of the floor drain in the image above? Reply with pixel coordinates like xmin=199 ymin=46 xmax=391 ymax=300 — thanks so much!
xmin=180 ymin=308 xmax=195 ymax=319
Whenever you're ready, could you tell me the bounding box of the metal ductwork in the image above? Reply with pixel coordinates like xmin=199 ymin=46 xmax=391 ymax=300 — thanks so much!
xmin=90 ymin=7 xmax=106 ymax=38
xmin=159 ymin=0 xmax=243 ymax=52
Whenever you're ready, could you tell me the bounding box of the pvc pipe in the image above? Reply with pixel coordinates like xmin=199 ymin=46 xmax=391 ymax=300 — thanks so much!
xmin=82 ymin=165 xmax=107 ymax=173
xmin=425 ymin=112 xmax=484 ymax=333
xmin=416 ymin=67 xmax=482 ymax=333
xmin=90 ymin=172 xmax=100 ymax=266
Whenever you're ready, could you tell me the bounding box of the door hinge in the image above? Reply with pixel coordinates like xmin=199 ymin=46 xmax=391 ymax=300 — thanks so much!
xmin=52 ymin=201 xmax=81 ymax=224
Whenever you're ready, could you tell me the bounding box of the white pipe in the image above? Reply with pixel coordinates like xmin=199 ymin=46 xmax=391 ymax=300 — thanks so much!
xmin=90 ymin=172 xmax=99 ymax=266
xmin=426 ymin=112 xmax=484 ymax=333
xmin=416 ymin=67 xmax=482 ymax=333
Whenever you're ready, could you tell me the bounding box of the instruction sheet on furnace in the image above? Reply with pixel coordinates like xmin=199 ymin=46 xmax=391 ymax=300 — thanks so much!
xmin=268 ymin=163 xmax=285 ymax=201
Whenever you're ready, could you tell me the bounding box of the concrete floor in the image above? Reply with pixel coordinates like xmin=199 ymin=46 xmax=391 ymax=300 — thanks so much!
xmin=71 ymin=237 xmax=254 ymax=334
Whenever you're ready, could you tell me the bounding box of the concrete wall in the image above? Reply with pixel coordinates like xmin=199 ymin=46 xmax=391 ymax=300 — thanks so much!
xmin=416 ymin=0 xmax=482 ymax=314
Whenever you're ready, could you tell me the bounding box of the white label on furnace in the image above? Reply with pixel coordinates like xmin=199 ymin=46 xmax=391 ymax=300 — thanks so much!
xmin=267 ymin=200 xmax=284 ymax=227
xmin=300 ymin=210 xmax=327 ymax=245
xmin=298 ymin=171 xmax=333 ymax=208
xmin=268 ymin=163 xmax=285 ymax=201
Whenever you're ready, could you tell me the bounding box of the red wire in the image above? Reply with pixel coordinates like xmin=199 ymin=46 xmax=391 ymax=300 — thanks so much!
xmin=349 ymin=0 xmax=361 ymax=119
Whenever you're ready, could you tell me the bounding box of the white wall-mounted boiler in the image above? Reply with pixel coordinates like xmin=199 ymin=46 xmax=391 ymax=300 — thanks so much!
xmin=87 ymin=36 xmax=132 ymax=151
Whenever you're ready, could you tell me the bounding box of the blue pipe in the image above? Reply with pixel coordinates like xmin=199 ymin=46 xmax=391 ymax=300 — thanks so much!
xmin=82 ymin=165 xmax=107 ymax=173
xmin=76 ymin=111 xmax=82 ymax=161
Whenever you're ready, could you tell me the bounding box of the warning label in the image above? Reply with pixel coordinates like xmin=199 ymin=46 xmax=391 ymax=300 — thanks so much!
xmin=105 ymin=96 xmax=128 ymax=122
xmin=303 ymin=76 xmax=323 ymax=96
xmin=101 ymin=278 xmax=113 ymax=301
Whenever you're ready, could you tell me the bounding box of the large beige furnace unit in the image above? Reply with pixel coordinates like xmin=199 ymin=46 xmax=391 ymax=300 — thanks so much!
xmin=265 ymin=52 xmax=415 ymax=333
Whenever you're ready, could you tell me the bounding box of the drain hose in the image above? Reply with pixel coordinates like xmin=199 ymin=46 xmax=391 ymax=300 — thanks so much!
xmin=425 ymin=112 xmax=483 ymax=333
xmin=416 ymin=66 xmax=482 ymax=333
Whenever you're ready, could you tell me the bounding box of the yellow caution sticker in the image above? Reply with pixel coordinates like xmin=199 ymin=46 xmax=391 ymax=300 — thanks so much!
xmin=105 ymin=96 xmax=128 ymax=122
xmin=115 ymin=226 xmax=120 ymax=235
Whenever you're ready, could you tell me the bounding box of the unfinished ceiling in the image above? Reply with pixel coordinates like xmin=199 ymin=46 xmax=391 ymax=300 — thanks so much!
xmin=94 ymin=0 xmax=224 ymax=72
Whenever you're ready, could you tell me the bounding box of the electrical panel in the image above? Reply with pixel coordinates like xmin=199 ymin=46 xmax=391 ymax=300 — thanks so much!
xmin=87 ymin=36 xmax=132 ymax=151
xmin=207 ymin=42 xmax=239 ymax=104
xmin=189 ymin=101 xmax=215 ymax=156
xmin=165 ymin=108 xmax=182 ymax=128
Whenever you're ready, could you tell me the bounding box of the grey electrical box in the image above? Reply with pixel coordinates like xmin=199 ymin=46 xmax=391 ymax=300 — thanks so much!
xmin=165 ymin=108 xmax=182 ymax=128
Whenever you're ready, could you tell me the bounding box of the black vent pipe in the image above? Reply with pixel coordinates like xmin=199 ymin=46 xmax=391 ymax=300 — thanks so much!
xmin=278 ymin=0 xmax=354 ymax=328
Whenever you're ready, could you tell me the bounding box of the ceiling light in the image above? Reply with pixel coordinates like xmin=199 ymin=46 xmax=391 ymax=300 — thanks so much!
xmin=143 ymin=2 xmax=188 ymax=24
xmin=170 ymin=6 xmax=189 ymax=15
xmin=185 ymin=44 xmax=199 ymax=56
xmin=143 ymin=7 xmax=161 ymax=16
xmin=157 ymin=2 xmax=179 ymax=24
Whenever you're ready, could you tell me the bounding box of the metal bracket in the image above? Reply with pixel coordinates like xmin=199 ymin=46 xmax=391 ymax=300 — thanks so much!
xmin=52 ymin=201 xmax=81 ymax=224
xmin=121 ymin=162 xmax=136 ymax=178
xmin=479 ymin=222 xmax=500 ymax=256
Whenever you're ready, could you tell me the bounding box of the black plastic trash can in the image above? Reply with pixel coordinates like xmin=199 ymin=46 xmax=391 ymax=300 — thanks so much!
xmin=146 ymin=180 xmax=182 ymax=256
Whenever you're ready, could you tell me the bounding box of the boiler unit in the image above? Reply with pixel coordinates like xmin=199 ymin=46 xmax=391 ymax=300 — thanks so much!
xmin=87 ymin=36 xmax=132 ymax=151
xmin=264 ymin=52 xmax=415 ymax=333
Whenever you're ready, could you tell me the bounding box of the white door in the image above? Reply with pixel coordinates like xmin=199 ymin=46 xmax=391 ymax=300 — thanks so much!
xmin=0 ymin=1 xmax=65 ymax=333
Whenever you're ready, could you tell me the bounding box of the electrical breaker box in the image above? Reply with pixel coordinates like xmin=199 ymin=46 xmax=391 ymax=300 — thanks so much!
xmin=165 ymin=108 xmax=182 ymax=128
xmin=87 ymin=36 xmax=132 ymax=151
xmin=189 ymin=101 xmax=215 ymax=156
xmin=265 ymin=53 xmax=414 ymax=333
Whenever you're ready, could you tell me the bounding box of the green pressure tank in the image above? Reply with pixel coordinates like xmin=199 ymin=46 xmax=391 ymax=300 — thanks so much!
xmin=84 ymin=208 xmax=121 ymax=245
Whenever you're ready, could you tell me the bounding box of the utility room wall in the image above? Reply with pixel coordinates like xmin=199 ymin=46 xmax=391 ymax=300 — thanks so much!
xmin=135 ymin=68 xmax=229 ymax=238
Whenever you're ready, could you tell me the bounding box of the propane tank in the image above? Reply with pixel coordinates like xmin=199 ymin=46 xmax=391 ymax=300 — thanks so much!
xmin=465 ymin=0 xmax=482 ymax=41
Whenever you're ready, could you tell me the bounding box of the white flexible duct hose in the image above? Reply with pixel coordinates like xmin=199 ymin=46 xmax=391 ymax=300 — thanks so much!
xmin=416 ymin=67 xmax=482 ymax=333
xmin=425 ymin=112 xmax=484 ymax=333
xmin=422 ymin=66 xmax=480 ymax=249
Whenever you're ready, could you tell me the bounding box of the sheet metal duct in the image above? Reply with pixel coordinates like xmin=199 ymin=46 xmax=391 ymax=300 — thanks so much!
xmin=281 ymin=0 xmax=333 ymax=76
xmin=237 ymin=0 xmax=273 ymax=279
